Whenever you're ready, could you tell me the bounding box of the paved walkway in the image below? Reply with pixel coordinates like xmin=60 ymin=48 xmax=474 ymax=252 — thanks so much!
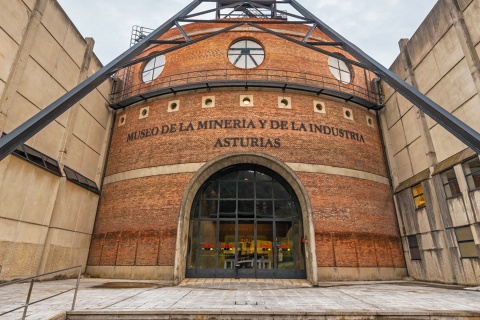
xmin=0 ymin=278 xmax=479 ymax=319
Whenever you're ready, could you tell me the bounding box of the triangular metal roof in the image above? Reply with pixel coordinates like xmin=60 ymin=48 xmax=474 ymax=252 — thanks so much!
xmin=0 ymin=0 xmax=478 ymax=159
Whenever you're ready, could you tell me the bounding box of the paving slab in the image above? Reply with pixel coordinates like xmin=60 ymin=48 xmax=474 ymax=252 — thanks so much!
xmin=0 ymin=279 xmax=479 ymax=319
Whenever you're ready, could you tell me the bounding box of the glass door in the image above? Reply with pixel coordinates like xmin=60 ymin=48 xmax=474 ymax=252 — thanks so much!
xmin=217 ymin=220 xmax=236 ymax=277
xmin=256 ymin=221 xmax=274 ymax=278
xmin=186 ymin=165 xmax=306 ymax=279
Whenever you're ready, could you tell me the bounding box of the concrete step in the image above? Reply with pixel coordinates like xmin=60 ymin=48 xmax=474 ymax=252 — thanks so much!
xmin=66 ymin=310 xmax=480 ymax=319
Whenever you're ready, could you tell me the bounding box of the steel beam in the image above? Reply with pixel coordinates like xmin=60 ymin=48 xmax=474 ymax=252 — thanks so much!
xmin=246 ymin=22 xmax=370 ymax=69
xmin=290 ymin=0 xmax=480 ymax=153
xmin=0 ymin=0 xmax=202 ymax=161
xmin=117 ymin=23 xmax=244 ymax=70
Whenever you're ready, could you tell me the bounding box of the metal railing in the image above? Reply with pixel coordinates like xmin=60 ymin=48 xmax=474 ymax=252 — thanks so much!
xmin=111 ymin=68 xmax=376 ymax=106
xmin=0 ymin=266 xmax=82 ymax=320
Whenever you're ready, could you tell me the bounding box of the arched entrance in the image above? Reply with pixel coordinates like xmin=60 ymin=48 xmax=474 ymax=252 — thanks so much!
xmin=186 ymin=164 xmax=306 ymax=279
xmin=174 ymin=152 xmax=317 ymax=284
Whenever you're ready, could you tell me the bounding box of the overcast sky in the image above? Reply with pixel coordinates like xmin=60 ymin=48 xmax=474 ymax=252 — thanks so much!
xmin=56 ymin=0 xmax=437 ymax=67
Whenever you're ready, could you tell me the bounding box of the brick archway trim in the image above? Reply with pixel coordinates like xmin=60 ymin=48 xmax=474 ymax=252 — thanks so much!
xmin=173 ymin=151 xmax=318 ymax=284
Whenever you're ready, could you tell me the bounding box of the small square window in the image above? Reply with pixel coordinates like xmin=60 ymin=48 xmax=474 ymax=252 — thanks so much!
xmin=313 ymin=101 xmax=326 ymax=114
xmin=139 ymin=107 xmax=149 ymax=119
xmin=366 ymin=115 xmax=374 ymax=128
xmin=454 ymin=226 xmax=479 ymax=258
xmin=343 ymin=107 xmax=353 ymax=120
xmin=412 ymin=183 xmax=426 ymax=209
xmin=441 ymin=168 xmax=461 ymax=198
xmin=240 ymin=95 xmax=253 ymax=107
xmin=278 ymin=97 xmax=291 ymax=109
xmin=202 ymin=96 xmax=215 ymax=108
xmin=407 ymin=235 xmax=421 ymax=260
xmin=462 ymin=157 xmax=480 ymax=191
xmin=118 ymin=114 xmax=126 ymax=127
xmin=168 ymin=100 xmax=179 ymax=112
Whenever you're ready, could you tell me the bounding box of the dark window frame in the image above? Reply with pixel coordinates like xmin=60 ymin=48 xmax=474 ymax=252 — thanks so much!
xmin=63 ymin=166 xmax=100 ymax=194
xmin=411 ymin=183 xmax=426 ymax=209
xmin=440 ymin=168 xmax=462 ymax=199
xmin=454 ymin=226 xmax=479 ymax=259
xmin=462 ymin=157 xmax=480 ymax=192
xmin=1 ymin=132 xmax=62 ymax=176
xmin=407 ymin=235 xmax=421 ymax=260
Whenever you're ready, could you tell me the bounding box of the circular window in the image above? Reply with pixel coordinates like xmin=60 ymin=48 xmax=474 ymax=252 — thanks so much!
xmin=228 ymin=40 xmax=265 ymax=69
xmin=328 ymin=56 xmax=351 ymax=84
xmin=142 ymin=55 xmax=166 ymax=83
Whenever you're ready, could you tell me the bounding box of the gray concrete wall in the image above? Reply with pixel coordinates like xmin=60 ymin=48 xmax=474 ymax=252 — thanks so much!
xmin=0 ymin=0 xmax=113 ymax=281
xmin=381 ymin=0 xmax=480 ymax=285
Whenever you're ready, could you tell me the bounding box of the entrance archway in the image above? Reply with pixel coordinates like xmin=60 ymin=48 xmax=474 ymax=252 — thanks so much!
xmin=174 ymin=152 xmax=317 ymax=283
xmin=186 ymin=164 xmax=305 ymax=278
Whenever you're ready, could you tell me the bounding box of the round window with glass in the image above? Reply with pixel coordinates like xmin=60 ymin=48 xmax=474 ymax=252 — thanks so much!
xmin=328 ymin=56 xmax=352 ymax=84
xmin=227 ymin=39 xmax=265 ymax=69
xmin=142 ymin=55 xmax=166 ymax=83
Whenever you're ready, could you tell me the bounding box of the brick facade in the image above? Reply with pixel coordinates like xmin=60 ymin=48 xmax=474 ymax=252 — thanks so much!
xmin=88 ymin=20 xmax=405 ymax=281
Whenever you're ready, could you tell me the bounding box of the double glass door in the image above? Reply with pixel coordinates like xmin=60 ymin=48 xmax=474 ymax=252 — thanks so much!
xmin=186 ymin=165 xmax=306 ymax=279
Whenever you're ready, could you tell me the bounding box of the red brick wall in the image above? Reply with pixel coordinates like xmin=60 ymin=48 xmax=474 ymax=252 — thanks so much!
xmin=107 ymin=91 xmax=385 ymax=177
xmin=88 ymin=21 xmax=404 ymax=272
xmin=123 ymin=23 xmax=373 ymax=101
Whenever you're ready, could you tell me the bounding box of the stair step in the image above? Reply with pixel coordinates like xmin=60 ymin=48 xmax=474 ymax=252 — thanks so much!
xmin=66 ymin=310 xmax=480 ymax=320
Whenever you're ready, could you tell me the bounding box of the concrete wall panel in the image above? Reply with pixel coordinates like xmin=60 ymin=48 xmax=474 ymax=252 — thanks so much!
xmin=41 ymin=0 xmax=68 ymax=44
xmin=30 ymin=25 xmax=62 ymax=74
xmin=0 ymin=0 xmax=30 ymax=44
xmin=0 ymin=29 xmax=20 ymax=82
xmin=433 ymin=27 xmax=465 ymax=77
xmin=430 ymin=124 xmax=467 ymax=162
xmin=407 ymin=2 xmax=453 ymax=67
xmin=396 ymin=92 xmax=414 ymax=116
xmin=31 ymin=120 xmax=64 ymax=156
xmin=53 ymin=51 xmax=80 ymax=90
xmin=414 ymin=51 xmax=441 ymax=93
xmin=17 ymin=57 xmax=53 ymax=108
xmin=19 ymin=167 xmax=59 ymax=225
xmin=0 ymin=156 xmax=37 ymax=220
xmin=451 ymin=94 xmax=480 ymax=135
xmin=463 ymin=0 xmax=480 ymax=45
xmin=0 ymin=80 xmax=5 ymax=98
xmin=407 ymin=137 xmax=431 ymax=175
xmin=393 ymin=148 xmax=414 ymax=185
xmin=87 ymin=119 xmax=107 ymax=154
xmin=72 ymin=106 xmax=92 ymax=144
xmin=62 ymin=25 xmax=87 ymax=68
xmin=82 ymin=145 xmax=100 ymax=181
xmin=458 ymin=0 xmax=474 ymax=11
xmin=15 ymin=221 xmax=49 ymax=244
xmin=76 ymin=191 xmax=99 ymax=234
xmin=384 ymin=94 xmax=401 ymax=129
xmin=64 ymin=135 xmax=86 ymax=174
xmin=80 ymin=90 xmax=110 ymax=128
xmin=388 ymin=120 xmax=407 ymax=155
xmin=447 ymin=197 xmax=470 ymax=227
xmin=3 ymin=93 xmax=39 ymax=133
xmin=22 ymin=0 xmax=36 ymax=11
xmin=402 ymin=108 xmax=422 ymax=145
xmin=0 ymin=218 xmax=19 ymax=242
xmin=42 ymin=230 xmax=91 ymax=273
xmin=50 ymin=181 xmax=83 ymax=230
xmin=45 ymin=80 xmax=69 ymax=126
